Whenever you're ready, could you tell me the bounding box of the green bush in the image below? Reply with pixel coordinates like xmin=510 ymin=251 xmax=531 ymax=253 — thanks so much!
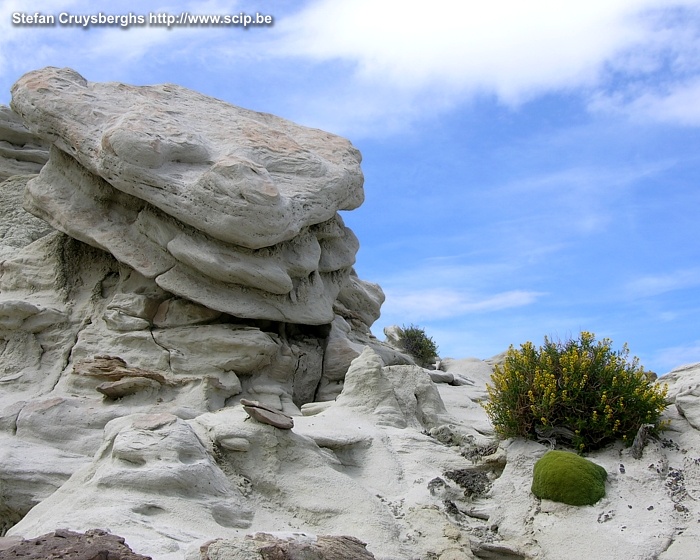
xmin=531 ymin=450 xmax=607 ymax=506
xmin=397 ymin=324 xmax=439 ymax=368
xmin=483 ymin=331 xmax=668 ymax=451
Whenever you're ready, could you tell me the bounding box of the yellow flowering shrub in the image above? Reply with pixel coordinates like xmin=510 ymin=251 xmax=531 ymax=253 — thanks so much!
xmin=483 ymin=332 xmax=668 ymax=451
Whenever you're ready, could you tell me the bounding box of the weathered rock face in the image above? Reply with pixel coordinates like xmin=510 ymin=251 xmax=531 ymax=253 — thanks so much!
xmin=0 ymin=115 xmax=52 ymax=260
xmin=0 ymin=67 xmax=398 ymax=420
xmin=660 ymin=362 xmax=700 ymax=430
xmin=199 ymin=533 xmax=376 ymax=559
xmin=0 ymin=106 xmax=49 ymax=183
xmin=0 ymin=529 xmax=151 ymax=560
xmin=0 ymin=69 xmax=444 ymax=560
xmin=11 ymin=67 xmax=367 ymax=325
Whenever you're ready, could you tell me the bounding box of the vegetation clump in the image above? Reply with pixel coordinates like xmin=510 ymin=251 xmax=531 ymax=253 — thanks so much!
xmin=483 ymin=331 xmax=668 ymax=451
xmin=532 ymin=450 xmax=607 ymax=506
xmin=397 ymin=324 xmax=439 ymax=368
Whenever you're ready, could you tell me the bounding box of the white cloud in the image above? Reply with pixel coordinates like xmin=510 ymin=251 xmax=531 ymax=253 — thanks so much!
xmin=0 ymin=0 xmax=80 ymax=74
xmin=283 ymin=1 xmax=650 ymax=97
xmin=654 ymin=340 xmax=700 ymax=373
xmin=0 ymin=0 xmax=246 ymax=98
xmin=3 ymin=0 xmax=700 ymax=133
xmin=381 ymin=287 xmax=543 ymax=320
xmin=626 ymin=267 xmax=700 ymax=297
xmin=272 ymin=0 xmax=700 ymax=133
xmin=592 ymin=78 xmax=700 ymax=126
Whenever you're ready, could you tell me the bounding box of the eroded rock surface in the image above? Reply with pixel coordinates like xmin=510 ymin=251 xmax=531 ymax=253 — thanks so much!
xmin=10 ymin=67 xmax=372 ymax=325
xmin=0 ymin=106 xmax=49 ymax=183
xmin=0 ymin=69 xmax=413 ymax=556
xmin=0 ymin=529 xmax=151 ymax=559
xmin=199 ymin=532 xmax=376 ymax=560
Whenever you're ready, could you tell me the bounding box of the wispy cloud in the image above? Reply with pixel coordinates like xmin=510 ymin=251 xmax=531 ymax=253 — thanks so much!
xmin=381 ymin=288 xmax=544 ymax=321
xmin=0 ymin=0 xmax=250 ymax=101
xmin=625 ymin=267 xmax=700 ymax=297
xmin=366 ymin=254 xmax=545 ymax=325
xmin=626 ymin=267 xmax=700 ymax=297
xmin=654 ymin=340 xmax=700 ymax=373
xmin=591 ymin=78 xmax=700 ymax=126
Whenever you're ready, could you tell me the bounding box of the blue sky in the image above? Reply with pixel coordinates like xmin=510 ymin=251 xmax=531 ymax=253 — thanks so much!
xmin=1 ymin=0 xmax=699 ymax=373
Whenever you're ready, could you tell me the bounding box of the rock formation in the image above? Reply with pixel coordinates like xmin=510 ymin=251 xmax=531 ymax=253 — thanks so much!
xmin=197 ymin=532 xmax=376 ymax=560
xmin=1 ymin=67 xmax=399 ymax=418
xmin=0 ymin=529 xmax=152 ymax=560
xmin=2 ymin=67 xmax=700 ymax=560
xmin=0 ymin=105 xmax=48 ymax=183
xmin=0 ymin=67 xmax=422 ymax=558
xmin=11 ymin=67 xmax=368 ymax=325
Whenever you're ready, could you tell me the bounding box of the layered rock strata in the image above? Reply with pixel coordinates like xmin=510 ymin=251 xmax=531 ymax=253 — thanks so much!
xmin=0 ymin=68 xmax=443 ymax=559
xmin=0 ymin=105 xmax=48 ymax=182
xmin=0 ymin=65 xmax=403 ymax=414
xmin=11 ymin=67 xmax=370 ymax=325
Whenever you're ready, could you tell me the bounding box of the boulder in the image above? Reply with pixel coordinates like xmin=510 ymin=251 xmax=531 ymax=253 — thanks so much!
xmin=240 ymin=399 xmax=294 ymax=429
xmin=6 ymin=414 xmax=254 ymax=558
xmin=199 ymin=532 xmax=375 ymax=559
xmin=319 ymin=317 xmax=413 ymax=401
xmin=0 ymin=529 xmax=151 ymax=559
xmin=11 ymin=67 xmax=369 ymax=325
xmin=0 ymin=434 xmax=88 ymax=529
xmin=659 ymin=363 xmax=700 ymax=430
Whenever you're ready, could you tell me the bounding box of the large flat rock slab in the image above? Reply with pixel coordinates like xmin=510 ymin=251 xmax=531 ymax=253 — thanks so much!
xmin=10 ymin=67 xmax=367 ymax=324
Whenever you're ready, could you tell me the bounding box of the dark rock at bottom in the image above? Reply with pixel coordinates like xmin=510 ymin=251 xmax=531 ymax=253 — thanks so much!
xmin=0 ymin=528 xmax=151 ymax=560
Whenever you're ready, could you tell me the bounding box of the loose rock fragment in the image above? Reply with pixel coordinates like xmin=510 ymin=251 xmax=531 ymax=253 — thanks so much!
xmin=241 ymin=398 xmax=295 ymax=429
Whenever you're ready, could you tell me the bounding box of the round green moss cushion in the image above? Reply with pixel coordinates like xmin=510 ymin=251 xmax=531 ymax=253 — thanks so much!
xmin=531 ymin=450 xmax=607 ymax=506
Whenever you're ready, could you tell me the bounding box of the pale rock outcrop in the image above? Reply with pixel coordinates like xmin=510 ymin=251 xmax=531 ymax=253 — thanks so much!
xmin=0 ymin=435 xmax=87 ymax=535
xmin=0 ymin=176 xmax=54 ymax=261
xmin=10 ymin=414 xmax=254 ymax=559
xmin=11 ymin=67 xmax=369 ymax=325
xmin=659 ymin=362 xmax=700 ymax=429
xmin=330 ymin=347 xmax=451 ymax=429
xmin=190 ymin=349 xmax=483 ymax=560
xmin=319 ymin=317 xmax=412 ymax=401
xmin=1 ymin=69 xmax=392 ymax=424
xmin=382 ymin=325 xmax=404 ymax=350
xmin=5 ymin=347 xmax=488 ymax=558
xmin=0 ymin=106 xmax=49 ymax=182
xmin=0 ymin=69 xmax=403 ymax=556
xmin=195 ymin=532 xmax=375 ymax=560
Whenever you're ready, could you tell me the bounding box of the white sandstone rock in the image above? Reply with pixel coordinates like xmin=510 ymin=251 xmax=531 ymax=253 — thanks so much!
xmin=660 ymin=362 xmax=700 ymax=430
xmin=0 ymin=434 xmax=88 ymax=528
xmin=11 ymin=67 xmax=369 ymax=325
xmin=0 ymin=106 xmax=49 ymax=182
xmin=0 ymin=176 xmax=54 ymax=261
xmin=7 ymin=414 xmax=254 ymax=559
